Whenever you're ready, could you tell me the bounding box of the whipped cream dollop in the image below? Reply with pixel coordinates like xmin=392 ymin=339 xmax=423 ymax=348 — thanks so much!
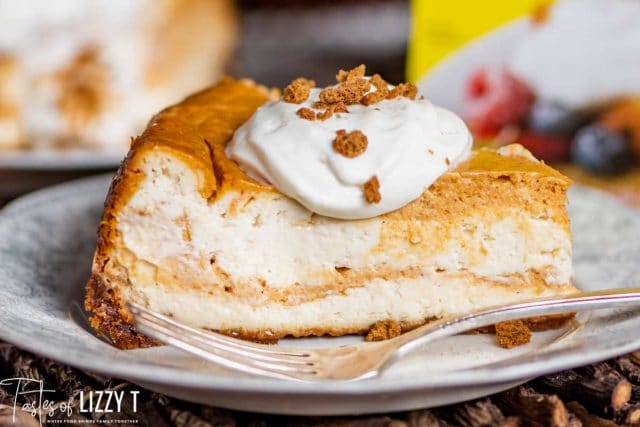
xmin=227 ymin=80 xmax=472 ymax=220
xmin=508 ymin=0 xmax=640 ymax=110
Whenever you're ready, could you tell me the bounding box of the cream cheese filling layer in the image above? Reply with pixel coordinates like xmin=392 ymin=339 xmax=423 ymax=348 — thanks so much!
xmin=116 ymin=152 xmax=572 ymax=291
xmin=118 ymin=270 xmax=577 ymax=333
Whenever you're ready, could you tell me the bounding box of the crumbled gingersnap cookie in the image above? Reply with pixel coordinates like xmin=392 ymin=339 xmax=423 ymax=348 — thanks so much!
xmin=363 ymin=175 xmax=381 ymax=204
xmin=317 ymin=102 xmax=348 ymax=121
xmin=316 ymin=108 xmax=332 ymax=121
xmin=296 ymin=107 xmax=316 ymax=121
xmin=495 ymin=320 xmax=532 ymax=349
xmin=336 ymin=64 xmax=366 ymax=83
xmin=361 ymin=74 xmax=391 ymax=106
xmin=334 ymin=102 xmax=348 ymax=113
xmin=332 ymin=129 xmax=368 ymax=157
xmin=361 ymin=91 xmax=385 ymax=106
xmin=365 ymin=320 xmax=401 ymax=341
xmin=283 ymin=77 xmax=315 ymax=104
xmin=318 ymin=87 xmax=343 ymax=104
xmin=386 ymin=82 xmax=418 ymax=101
xmin=370 ymin=73 xmax=389 ymax=93
xmin=319 ymin=78 xmax=371 ymax=105
xmin=343 ymin=78 xmax=372 ymax=103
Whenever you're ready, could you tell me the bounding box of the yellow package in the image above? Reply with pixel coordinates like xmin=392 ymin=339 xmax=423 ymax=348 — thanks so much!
xmin=408 ymin=0 xmax=554 ymax=82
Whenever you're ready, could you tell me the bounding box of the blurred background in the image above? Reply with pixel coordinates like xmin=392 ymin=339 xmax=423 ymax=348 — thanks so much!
xmin=234 ymin=0 xmax=408 ymax=87
xmin=1 ymin=0 xmax=639 ymax=205
xmin=0 ymin=0 xmax=409 ymax=202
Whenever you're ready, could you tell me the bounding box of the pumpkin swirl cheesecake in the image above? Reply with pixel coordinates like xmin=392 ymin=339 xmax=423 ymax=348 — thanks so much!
xmin=85 ymin=66 xmax=576 ymax=349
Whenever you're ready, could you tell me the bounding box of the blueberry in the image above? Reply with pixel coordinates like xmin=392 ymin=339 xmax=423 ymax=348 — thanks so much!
xmin=528 ymin=101 xmax=586 ymax=136
xmin=571 ymin=125 xmax=634 ymax=175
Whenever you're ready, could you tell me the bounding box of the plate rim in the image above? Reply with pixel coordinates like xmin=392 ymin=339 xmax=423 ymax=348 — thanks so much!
xmin=0 ymin=149 xmax=124 ymax=171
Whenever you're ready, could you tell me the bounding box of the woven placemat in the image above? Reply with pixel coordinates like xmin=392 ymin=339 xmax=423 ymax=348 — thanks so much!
xmin=1 ymin=343 xmax=639 ymax=426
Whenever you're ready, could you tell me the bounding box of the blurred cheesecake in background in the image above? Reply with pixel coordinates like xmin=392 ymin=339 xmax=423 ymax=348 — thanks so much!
xmin=0 ymin=0 xmax=237 ymax=151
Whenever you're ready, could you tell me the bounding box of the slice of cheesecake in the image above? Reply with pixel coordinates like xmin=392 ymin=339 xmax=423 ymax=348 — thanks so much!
xmin=85 ymin=77 xmax=576 ymax=349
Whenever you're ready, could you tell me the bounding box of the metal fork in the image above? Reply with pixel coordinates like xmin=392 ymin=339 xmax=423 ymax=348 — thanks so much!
xmin=128 ymin=287 xmax=640 ymax=381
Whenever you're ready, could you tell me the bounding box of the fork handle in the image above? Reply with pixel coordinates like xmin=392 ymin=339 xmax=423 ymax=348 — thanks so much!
xmin=395 ymin=287 xmax=640 ymax=357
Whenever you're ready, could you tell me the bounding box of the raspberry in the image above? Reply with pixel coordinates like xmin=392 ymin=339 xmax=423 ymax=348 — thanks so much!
xmin=464 ymin=67 xmax=534 ymax=137
xmin=518 ymin=131 xmax=571 ymax=163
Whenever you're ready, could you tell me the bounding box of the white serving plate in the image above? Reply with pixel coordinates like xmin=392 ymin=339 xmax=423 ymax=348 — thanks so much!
xmin=0 ymin=174 xmax=639 ymax=415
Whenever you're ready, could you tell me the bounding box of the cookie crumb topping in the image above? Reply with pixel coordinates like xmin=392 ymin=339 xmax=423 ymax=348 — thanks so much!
xmin=365 ymin=320 xmax=401 ymax=341
xmin=317 ymin=64 xmax=373 ymax=106
xmin=386 ymin=82 xmax=418 ymax=101
xmin=296 ymin=107 xmax=316 ymax=121
xmin=333 ymin=129 xmax=368 ymax=157
xmin=361 ymin=91 xmax=385 ymax=106
xmin=363 ymin=175 xmax=382 ymax=204
xmin=370 ymin=73 xmax=389 ymax=93
xmin=317 ymin=102 xmax=348 ymax=121
xmin=283 ymin=77 xmax=315 ymax=104
xmin=495 ymin=320 xmax=532 ymax=349
xmin=361 ymin=74 xmax=390 ymax=106
xmin=319 ymin=79 xmax=371 ymax=106
xmin=293 ymin=67 xmax=419 ymax=121
xmin=336 ymin=64 xmax=366 ymax=83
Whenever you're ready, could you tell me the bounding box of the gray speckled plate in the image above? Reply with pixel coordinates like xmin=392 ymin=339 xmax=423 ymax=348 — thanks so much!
xmin=1 ymin=174 xmax=640 ymax=416
xmin=0 ymin=148 xmax=124 ymax=170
